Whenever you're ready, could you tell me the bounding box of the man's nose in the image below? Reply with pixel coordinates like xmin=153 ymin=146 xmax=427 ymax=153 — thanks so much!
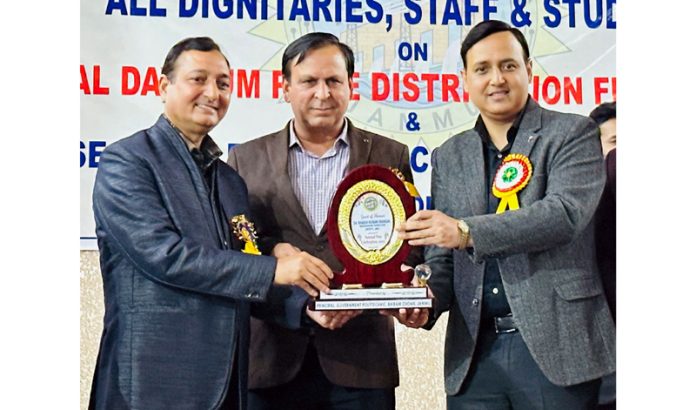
xmin=490 ymin=68 xmax=505 ymax=85
xmin=203 ymin=79 xmax=219 ymax=100
xmin=315 ymin=81 xmax=330 ymax=99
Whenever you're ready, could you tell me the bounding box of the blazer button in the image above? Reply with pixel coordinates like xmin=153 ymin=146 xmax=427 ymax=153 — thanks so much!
xmin=472 ymin=298 xmax=479 ymax=306
xmin=316 ymin=245 xmax=325 ymax=251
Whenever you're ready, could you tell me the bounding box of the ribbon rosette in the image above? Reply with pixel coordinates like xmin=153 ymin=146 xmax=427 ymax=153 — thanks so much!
xmin=230 ymin=214 xmax=262 ymax=255
xmin=492 ymin=153 xmax=533 ymax=214
xmin=390 ymin=167 xmax=420 ymax=198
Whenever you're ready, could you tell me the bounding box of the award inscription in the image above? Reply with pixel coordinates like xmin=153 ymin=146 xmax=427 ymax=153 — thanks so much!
xmin=338 ymin=179 xmax=405 ymax=265
xmin=350 ymin=192 xmax=393 ymax=251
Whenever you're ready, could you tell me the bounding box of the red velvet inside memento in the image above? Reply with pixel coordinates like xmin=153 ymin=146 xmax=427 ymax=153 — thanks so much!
xmin=327 ymin=165 xmax=416 ymax=287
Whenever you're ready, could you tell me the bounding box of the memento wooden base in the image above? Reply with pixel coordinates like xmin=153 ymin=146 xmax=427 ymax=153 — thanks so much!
xmin=308 ymin=286 xmax=432 ymax=311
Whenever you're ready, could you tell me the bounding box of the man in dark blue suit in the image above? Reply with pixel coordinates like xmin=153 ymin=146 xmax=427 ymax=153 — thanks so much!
xmin=88 ymin=37 xmax=333 ymax=410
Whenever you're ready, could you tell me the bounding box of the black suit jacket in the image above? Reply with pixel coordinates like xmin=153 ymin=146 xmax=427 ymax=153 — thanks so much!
xmin=595 ymin=148 xmax=616 ymax=321
xmin=228 ymin=120 xmax=419 ymax=389
xmin=89 ymin=116 xmax=278 ymax=410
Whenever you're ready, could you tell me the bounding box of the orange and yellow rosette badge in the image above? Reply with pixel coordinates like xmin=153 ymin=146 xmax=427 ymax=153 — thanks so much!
xmin=389 ymin=167 xmax=420 ymax=198
xmin=492 ymin=154 xmax=533 ymax=214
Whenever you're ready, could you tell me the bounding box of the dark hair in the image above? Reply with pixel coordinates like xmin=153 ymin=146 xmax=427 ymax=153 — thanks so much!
xmin=161 ymin=37 xmax=229 ymax=79
xmin=460 ymin=20 xmax=530 ymax=69
xmin=589 ymin=101 xmax=616 ymax=125
xmin=281 ymin=32 xmax=354 ymax=81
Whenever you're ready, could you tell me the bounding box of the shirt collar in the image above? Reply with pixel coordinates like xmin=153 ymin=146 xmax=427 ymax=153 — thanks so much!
xmin=288 ymin=119 xmax=349 ymax=157
xmin=474 ymin=97 xmax=530 ymax=150
xmin=190 ymin=134 xmax=223 ymax=171
xmin=163 ymin=115 xmax=222 ymax=170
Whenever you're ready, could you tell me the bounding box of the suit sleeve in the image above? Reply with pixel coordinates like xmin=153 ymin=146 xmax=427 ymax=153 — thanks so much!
xmin=250 ymin=285 xmax=309 ymax=329
xmin=93 ymin=144 xmax=276 ymax=302
xmin=422 ymin=147 xmax=454 ymax=329
xmin=464 ymin=117 xmax=605 ymax=261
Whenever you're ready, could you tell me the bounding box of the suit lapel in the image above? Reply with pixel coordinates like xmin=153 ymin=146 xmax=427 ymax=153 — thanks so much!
xmin=216 ymin=165 xmax=245 ymax=249
xmin=347 ymin=120 xmax=371 ymax=171
xmin=154 ymin=116 xmax=221 ymax=243
xmin=459 ymin=99 xmax=541 ymax=216
xmin=457 ymin=134 xmax=488 ymax=216
xmin=510 ymin=98 xmax=543 ymax=159
xmin=268 ymin=122 xmax=317 ymax=235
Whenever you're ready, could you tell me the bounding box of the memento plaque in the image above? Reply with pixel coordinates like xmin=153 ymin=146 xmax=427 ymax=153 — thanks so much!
xmin=310 ymin=165 xmax=432 ymax=311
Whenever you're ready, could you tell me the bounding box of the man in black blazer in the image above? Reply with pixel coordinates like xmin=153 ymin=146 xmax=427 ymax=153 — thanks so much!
xmin=590 ymin=101 xmax=617 ymax=410
xmin=89 ymin=37 xmax=333 ymax=410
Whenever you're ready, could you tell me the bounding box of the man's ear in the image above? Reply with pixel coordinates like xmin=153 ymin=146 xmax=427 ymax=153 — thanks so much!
xmin=460 ymin=69 xmax=469 ymax=93
xmin=525 ymin=59 xmax=533 ymax=84
xmin=159 ymin=75 xmax=170 ymax=103
xmin=282 ymin=77 xmax=290 ymax=102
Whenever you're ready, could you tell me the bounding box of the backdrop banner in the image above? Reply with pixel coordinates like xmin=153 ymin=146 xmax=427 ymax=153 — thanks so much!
xmin=81 ymin=0 xmax=616 ymax=249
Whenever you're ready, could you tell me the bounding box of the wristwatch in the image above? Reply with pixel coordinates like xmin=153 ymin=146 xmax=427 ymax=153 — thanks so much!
xmin=456 ymin=219 xmax=470 ymax=250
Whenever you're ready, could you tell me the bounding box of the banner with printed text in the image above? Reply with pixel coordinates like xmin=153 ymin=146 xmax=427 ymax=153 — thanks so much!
xmin=81 ymin=0 xmax=616 ymax=249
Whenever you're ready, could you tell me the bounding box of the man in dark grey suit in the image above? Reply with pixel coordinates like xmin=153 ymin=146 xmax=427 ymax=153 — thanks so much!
xmin=89 ymin=37 xmax=333 ymax=410
xmin=397 ymin=21 xmax=616 ymax=409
